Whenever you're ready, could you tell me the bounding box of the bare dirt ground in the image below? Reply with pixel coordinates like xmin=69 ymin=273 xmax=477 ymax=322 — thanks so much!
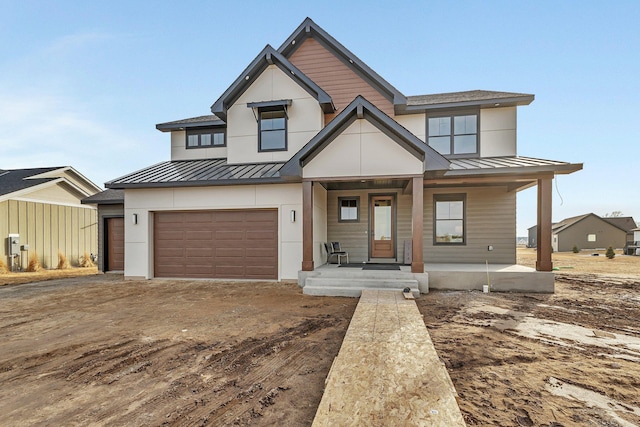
xmin=0 ymin=275 xmax=356 ymax=426
xmin=1 ymin=249 xmax=639 ymax=426
xmin=417 ymin=249 xmax=640 ymax=426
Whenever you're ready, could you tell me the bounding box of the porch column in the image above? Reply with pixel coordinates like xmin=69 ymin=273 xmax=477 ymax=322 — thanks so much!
xmin=536 ymin=176 xmax=553 ymax=271
xmin=302 ymin=180 xmax=314 ymax=271
xmin=411 ymin=176 xmax=424 ymax=273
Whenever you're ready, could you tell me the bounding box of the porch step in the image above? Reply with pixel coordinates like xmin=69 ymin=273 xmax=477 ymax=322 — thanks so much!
xmin=303 ymin=277 xmax=419 ymax=298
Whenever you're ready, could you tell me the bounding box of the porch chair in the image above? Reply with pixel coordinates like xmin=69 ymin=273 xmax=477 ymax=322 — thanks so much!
xmin=324 ymin=242 xmax=349 ymax=265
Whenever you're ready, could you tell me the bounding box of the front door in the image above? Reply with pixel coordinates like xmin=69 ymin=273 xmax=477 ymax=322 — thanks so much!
xmin=370 ymin=195 xmax=395 ymax=258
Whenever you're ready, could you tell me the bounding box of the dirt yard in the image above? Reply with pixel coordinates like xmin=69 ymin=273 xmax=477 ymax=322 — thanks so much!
xmin=1 ymin=249 xmax=639 ymax=426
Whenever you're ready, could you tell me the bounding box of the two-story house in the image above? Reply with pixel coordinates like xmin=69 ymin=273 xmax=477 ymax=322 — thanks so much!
xmin=106 ymin=18 xmax=582 ymax=294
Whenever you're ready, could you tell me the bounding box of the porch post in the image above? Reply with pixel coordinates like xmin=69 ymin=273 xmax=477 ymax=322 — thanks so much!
xmin=536 ymin=176 xmax=553 ymax=271
xmin=411 ymin=176 xmax=424 ymax=273
xmin=302 ymin=180 xmax=314 ymax=271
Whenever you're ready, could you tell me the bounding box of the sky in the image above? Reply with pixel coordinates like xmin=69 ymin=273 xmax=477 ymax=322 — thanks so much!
xmin=1 ymin=1 xmax=639 ymax=236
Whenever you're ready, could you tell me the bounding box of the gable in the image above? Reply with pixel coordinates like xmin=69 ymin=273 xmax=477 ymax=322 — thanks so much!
xmin=226 ymin=64 xmax=324 ymax=164
xmin=289 ymin=37 xmax=395 ymax=122
xmin=18 ymin=181 xmax=87 ymax=206
xmin=302 ymin=119 xmax=422 ymax=179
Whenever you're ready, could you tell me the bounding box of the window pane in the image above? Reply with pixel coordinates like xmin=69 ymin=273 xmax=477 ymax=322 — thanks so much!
xmin=429 ymin=117 xmax=450 ymax=136
xmin=454 ymin=115 xmax=477 ymax=135
xmin=261 ymin=129 xmax=286 ymax=150
xmin=454 ymin=135 xmax=476 ymax=154
xmin=429 ymin=136 xmax=451 ymax=155
xmin=200 ymin=134 xmax=212 ymax=146
xmin=213 ymin=133 xmax=224 ymax=146
xmin=341 ymin=206 xmax=357 ymax=220
xmin=436 ymin=220 xmax=464 ymax=243
xmin=436 ymin=201 xmax=463 ymax=220
xmin=187 ymin=134 xmax=199 ymax=147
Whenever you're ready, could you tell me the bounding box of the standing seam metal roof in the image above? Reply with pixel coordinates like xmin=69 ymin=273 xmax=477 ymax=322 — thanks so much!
xmin=105 ymin=159 xmax=285 ymax=189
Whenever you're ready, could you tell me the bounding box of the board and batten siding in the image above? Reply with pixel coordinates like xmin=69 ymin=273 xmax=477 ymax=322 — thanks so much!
xmin=326 ymin=189 xmax=412 ymax=264
xmin=0 ymin=199 xmax=97 ymax=269
xmin=424 ymin=186 xmax=516 ymax=264
xmin=288 ymin=37 xmax=395 ymax=123
xmin=96 ymin=204 xmax=124 ymax=272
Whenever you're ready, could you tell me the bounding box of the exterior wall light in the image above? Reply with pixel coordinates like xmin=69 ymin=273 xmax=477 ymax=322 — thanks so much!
xmin=132 ymin=213 xmax=138 ymax=225
xmin=290 ymin=210 xmax=296 ymax=223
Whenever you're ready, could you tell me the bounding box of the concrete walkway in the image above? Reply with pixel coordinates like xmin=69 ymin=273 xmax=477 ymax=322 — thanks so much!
xmin=312 ymin=290 xmax=466 ymax=426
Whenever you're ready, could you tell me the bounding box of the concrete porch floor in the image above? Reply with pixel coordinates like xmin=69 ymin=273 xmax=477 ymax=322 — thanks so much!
xmin=302 ymin=262 xmax=554 ymax=294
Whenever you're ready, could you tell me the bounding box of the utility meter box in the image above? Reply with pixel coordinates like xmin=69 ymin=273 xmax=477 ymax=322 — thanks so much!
xmin=8 ymin=234 xmax=20 ymax=256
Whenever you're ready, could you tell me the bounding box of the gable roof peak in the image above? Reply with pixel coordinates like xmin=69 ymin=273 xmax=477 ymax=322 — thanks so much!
xmin=278 ymin=18 xmax=407 ymax=106
xmin=210 ymin=44 xmax=334 ymax=121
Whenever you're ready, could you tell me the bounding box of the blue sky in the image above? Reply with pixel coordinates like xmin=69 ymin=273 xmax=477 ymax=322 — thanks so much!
xmin=1 ymin=1 xmax=639 ymax=235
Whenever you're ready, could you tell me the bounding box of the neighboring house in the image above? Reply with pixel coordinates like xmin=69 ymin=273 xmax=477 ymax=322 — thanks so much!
xmin=628 ymin=228 xmax=640 ymax=255
xmin=1 ymin=167 xmax=101 ymax=270
xmin=81 ymin=189 xmax=124 ymax=272
xmin=105 ymin=18 xmax=582 ymax=291
xmin=529 ymin=213 xmax=636 ymax=252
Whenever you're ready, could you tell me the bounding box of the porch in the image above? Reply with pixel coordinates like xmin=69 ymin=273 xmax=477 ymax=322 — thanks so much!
xmin=299 ymin=261 xmax=554 ymax=296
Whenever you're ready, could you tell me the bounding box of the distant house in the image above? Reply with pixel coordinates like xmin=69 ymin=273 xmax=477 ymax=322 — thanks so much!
xmin=1 ymin=167 xmax=101 ymax=270
xmin=528 ymin=213 xmax=636 ymax=252
xmin=81 ymin=189 xmax=124 ymax=272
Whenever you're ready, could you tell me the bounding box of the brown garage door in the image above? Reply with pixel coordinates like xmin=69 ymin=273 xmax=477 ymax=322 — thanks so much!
xmin=106 ymin=217 xmax=125 ymax=271
xmin=154 ymin=209 xmax=278 ymax=279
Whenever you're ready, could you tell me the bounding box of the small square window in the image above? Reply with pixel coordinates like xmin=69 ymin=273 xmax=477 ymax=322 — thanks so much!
xmin=338 ymin=197 xmax=359 ymax=222
xmin=587 ymin=234 xmax=596 ymax=242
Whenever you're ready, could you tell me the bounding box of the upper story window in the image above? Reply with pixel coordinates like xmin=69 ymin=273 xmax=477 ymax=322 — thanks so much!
xmin=248 ymin=100 xmax=291 ymax=153
xmin=259 ymin=108 xmax=287 ymax=151
xmin=428 ymin=112 xmax=478 ymax=157
xmin=186 ymin=128 xmax=226 ymax=149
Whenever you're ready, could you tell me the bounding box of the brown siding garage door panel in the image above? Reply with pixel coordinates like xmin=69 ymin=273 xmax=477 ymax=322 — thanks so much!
xmin=154 ymin=210 xmax=278 ymax=279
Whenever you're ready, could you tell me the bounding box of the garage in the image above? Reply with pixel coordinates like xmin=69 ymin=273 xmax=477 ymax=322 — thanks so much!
xmin=105 ymin=217 xmax=125 ymax=271
xmin=153 ymin=209 xmax=278 ymax=279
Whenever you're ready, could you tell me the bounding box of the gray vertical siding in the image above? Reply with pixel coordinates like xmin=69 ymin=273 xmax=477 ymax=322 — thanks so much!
xmin=1 ymin=199 xmax=98 ymax=269
xmin=97 ymin=204 xmax=124 ymax=272
xmin=424 ymin=186 xmax=516 ymax=264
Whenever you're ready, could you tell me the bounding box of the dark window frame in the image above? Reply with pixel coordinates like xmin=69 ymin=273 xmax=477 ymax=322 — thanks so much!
xmin=258 ymin=106 xmax=288 ymax=152
xmin=185 ymin=128 xmax=226 ymax=149
xmin=426 ymin=110 xmax=479 ymax=158
xmin=338 ymin=196 xmax=360 ymax=223
xmin=433 ymin=193 xmax=466 ymax=245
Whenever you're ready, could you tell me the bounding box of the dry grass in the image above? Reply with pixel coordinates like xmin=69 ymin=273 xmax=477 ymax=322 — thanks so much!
xmin=78 ymin=251 xmax=95 ymax=268
xmin=0 ymin=258 xmax=8 ymax=274
xmin=0 ymin=267 xmax=99 ymax=286
xmin=517 ymin=247 xmax=640 ymax=275
xmin=25 ymin=253 xmax=42 ymax=272
xmin=57 ymin=252 xmax=71 ymax=270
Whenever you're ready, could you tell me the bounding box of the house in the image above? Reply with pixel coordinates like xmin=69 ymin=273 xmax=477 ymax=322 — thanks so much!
xmin=628 ymin=228 xmax=640 ymax=255
xmin=81 ymin=189 xmax=124 ymax=272
xmin=528 ymin=213 xmax=636 ymax=252
xmin=1 ymin=166 xmax=101 ymax=270
xmin=105 ymin=18 xmax=582 ymax=293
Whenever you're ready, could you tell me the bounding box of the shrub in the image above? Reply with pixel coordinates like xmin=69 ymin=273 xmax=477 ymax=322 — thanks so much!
xmin=79 ymin=251 xmax=95 ymax=268
xmin=57 ymin=252 xmax=71 ymax=270
xmin=572 ymin=245 xmax=580 ymax=253
xmin=606 ymin=246 xmax=616 ymax=259
xmin=0 ymin=257 xmax=8 ymax=274
xmin=26 ymin=253 xmax=42 ymax=272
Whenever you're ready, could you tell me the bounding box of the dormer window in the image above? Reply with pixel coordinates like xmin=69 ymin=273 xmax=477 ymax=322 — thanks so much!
xmin=248 ymin=99 xmax=291 ymax=152
xmin=186 ymin=128 xmax=226 ymax=148
xmin=428 ymin=112 xmax=478 ymax=157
